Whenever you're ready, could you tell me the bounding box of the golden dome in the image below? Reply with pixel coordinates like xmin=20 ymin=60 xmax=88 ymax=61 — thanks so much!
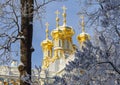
xmin=77 ymin=16 xmax=90 ymax=43
xmin=51 ymin=7 xmax=75 ymax=39
xmin=77 ymin=32 xmax=90 ymax=43
xmin=51 ymin=29 xmax=63 ymax=39
xmin=41 ymin=39 xmax=53 ymax=48
xmin=41 ymin=22 xmax=53 ymax=69
xmin=59 ymin=26 xmax=74 ymax=38
xmin=59 ymin=6 xmax=74 ymax=38
xmin=51 ymin=10 xmax=64 ymax=39
xmin=41 ymin=22 xmax=53 ymax=48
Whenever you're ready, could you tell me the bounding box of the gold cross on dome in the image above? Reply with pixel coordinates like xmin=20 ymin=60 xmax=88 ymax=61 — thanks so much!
xmin=80 ymin=16 xmax=85 ymax=32
xmin=81 ymin=16 xmax=84 ymax=22
xmin=62 ymin=6 xmax=67 ymax=13
xmin=55 ymin=10 xmax=60 ymax=28
xmin=45 ymin=22 xmax=49 ymax=39
xmin=55 ymin=10 xmax=60 ymax=17
xmin=45 ymin=22 xmax=49 ymax=29
xmin=62 ymin=6 xmax=67 ymax=26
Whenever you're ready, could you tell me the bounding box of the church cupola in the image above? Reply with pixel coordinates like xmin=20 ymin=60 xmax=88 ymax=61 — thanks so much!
xmin=59 ymin=6 xmax=75 ymax=55
xmin=51 ymin=10 xmax=63 ymax=40
xmin=41 ymin=22 xmax=53 ymax=69
xmin=51 ymin=10 xmax=64 ymax=61
xmin=77 ymin=16 xmax=90 ymax=49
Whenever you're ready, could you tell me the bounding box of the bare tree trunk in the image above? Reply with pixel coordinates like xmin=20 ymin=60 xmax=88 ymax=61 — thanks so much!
xmin=18 ymin=0 xmax=34 ymax=85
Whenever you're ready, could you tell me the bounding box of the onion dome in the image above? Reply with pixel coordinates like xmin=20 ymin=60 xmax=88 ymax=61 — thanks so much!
xmin=77 ymin=16 xmax=90 ymax=43
xmin=41 ymin=22 xmax=53 ymax=48
xmin=51 ymin=10 xmax=63 ymax=40
xmin=41 ymin=22 xmax=53 ymax=69
xmin=59 ymin=6 xmax=74 ymax=38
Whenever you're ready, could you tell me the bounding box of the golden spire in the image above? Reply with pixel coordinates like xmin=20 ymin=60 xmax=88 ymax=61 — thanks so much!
xmin=55 ymin=10 xmax=60 ymax=28
xmin=45 ymin=22 xmax=49 ymax=39
xmin=62 ymin=6 xmax=67 ymax=26
xmin=80 ymin=16 xmax=85 ymax=32
xmin=77 ymin=15 xmax=90 ymax=47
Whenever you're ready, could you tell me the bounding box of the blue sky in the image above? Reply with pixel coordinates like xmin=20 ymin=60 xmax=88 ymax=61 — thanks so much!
xmin=32 ymin=0 xmax=93 ymax=68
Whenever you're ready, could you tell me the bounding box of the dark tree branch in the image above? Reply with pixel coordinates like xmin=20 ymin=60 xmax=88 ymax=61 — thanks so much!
xmin=114 ymin=26 xmax=120 ymax=38
xmin=98 ymin=61 xmax=120 ymax=75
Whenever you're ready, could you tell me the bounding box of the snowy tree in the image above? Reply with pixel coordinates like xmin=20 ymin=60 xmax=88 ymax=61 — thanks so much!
xmin=53 ymin=40 xmax=120 ymax=85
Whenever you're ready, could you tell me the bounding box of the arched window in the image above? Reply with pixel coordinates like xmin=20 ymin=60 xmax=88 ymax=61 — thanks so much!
xmin=67 ymin=40 xmax=69 ymax=49
xmin=64 ymin=40 xmax=69 ymax=49
xmin=48 ymin=50 xmax=50 ymax=56
xmin=59 ymin=39 xmax=62 ymax=47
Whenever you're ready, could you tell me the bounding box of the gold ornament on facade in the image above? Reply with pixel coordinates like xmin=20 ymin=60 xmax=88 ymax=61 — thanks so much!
xmin=42 ymin=56 xmax=51 ymax=69
xmin=51 ymin=55 xmax=59 ymax=63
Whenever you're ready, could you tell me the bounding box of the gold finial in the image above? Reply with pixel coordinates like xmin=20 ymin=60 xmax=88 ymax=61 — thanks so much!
xmin=62 ymin=6 xmax=67 ymax=26
xmin=55 ymin=10 xmax=60 ymax=28
xmin=45 ymin=22 xmax=49 ymax=39
xmin=80 ymin=16 xmax=85 ymax=32
xmin=62 ymin=6 xmax=67 ymax=13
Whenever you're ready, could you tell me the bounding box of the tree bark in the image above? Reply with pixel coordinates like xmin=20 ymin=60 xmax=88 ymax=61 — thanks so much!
xmin=19 ymin=0 xmax=34 ymax=85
